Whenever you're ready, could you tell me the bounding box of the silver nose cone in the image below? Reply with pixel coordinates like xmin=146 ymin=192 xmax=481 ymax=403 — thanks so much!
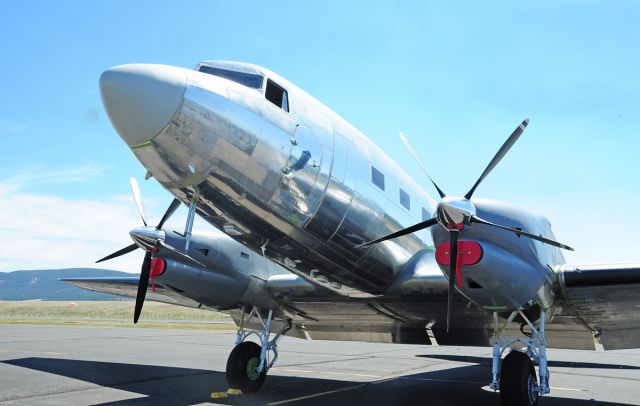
xmin=100 ymin=64 xmax=186 ymax=146
xmin=129 ymin=226 xmax=165 ymax=251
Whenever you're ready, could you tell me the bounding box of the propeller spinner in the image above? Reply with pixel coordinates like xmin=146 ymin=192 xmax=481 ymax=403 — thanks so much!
xmin=358 ymin=119 xmax=574 ymax=332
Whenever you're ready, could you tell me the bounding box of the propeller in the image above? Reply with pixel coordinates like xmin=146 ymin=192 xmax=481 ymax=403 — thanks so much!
xmin=358 ymin=119 xmax=574 ymax=332
xmin=399 ymin=132 xmax=445 ymax=199
xmin=134 ymin=251 xmax=152 ymax=323
xmin=96 ymin=177 xmax=181 ymax=323
xmin=447 ymin=230 xmax=459 ymax=332
xmin=470 ymin=216 xmax=573 ymax=251
xmin=95 ymin=243 xmax=138 ymax=263
xmin=464 ymin=119 xmax=529 ymax=200
xmin=96 ymin=178 xmax=180 ymax=263
xmin=130 ymin=177 xmax=149 ymax=226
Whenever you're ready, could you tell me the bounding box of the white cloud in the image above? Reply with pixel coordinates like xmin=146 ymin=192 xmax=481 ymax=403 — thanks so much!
xmin=0 ymin=166 xmax=218 ymax=273
xmin=0 ymin=122 xmax=30 ymax=135
xmin=0 ymin=189 xmax=148 ymax=272
xmin=0 ymin=163 xmax=105 ymax=194
xmin=0 ymin=166 xmax=147 ymax=273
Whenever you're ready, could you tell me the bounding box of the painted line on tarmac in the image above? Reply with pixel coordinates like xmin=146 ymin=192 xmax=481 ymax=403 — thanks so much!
xmin=0 ymin=349 xmax=67 ymax=356
xmin=402 ymin=376 xmax=485 ymax=385
xmin=267 ymin=382 xmax=368 ymax=405
xmin=280 ymin=368 xmax=382 ymax=379
xmin=551 ymin=386 xmax=584 ymax=392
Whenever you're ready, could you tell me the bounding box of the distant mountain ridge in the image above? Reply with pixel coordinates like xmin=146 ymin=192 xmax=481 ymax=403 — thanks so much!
xmin=0 ymin=269 xmax=134 ymax=300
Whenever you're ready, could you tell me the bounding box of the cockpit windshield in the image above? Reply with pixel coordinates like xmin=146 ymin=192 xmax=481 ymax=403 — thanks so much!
xmin=198 ymin=65 xmax=263 ymax=89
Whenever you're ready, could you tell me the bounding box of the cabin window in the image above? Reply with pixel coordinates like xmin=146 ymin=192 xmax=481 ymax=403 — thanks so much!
xmin=422 ymin=207 xmax=430 ymax=222
xmin=198 ymin=66 xmax=263 ymax=89
xmin=266 ymin=79 xmax=289 ymax=112
xmin=399 ymin=188 xmax=410 ymax=210
xmin=371 ymin=166 xmax=385 ymax=190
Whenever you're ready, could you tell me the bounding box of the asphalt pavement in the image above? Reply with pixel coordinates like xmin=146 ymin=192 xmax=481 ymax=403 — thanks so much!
xmin=1 ymin=325 xmax=639 ymax=405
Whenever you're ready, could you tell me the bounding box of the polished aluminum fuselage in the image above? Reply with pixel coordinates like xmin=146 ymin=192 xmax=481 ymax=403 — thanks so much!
xmin=130 ymin=61 xmax=436 ymax=297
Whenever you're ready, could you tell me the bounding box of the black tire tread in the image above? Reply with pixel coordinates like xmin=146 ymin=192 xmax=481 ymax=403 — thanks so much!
xmin=226 ymin=341 xmax=266 ymax=393
xmin=500 ymin=350 xmax=539 ymax=406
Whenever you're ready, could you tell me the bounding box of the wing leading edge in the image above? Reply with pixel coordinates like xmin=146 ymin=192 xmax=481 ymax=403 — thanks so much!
xmin=60 ymin=277 xmax=202 ymax=309
xmin=558 ymin=264 xmax=640 ymax=350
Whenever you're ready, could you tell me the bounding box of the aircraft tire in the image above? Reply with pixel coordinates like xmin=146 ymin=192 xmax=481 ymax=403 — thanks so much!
xmin=499 ymin=350 xmax=539 ymax=406
xmin=226 ymin=341 xmax=266 ymax=393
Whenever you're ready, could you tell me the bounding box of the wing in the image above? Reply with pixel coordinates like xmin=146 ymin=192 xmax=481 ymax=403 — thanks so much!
xmin=60 ymin=277 xmax=202 ymax=308
xmin=265 ymin=271 xmax=600 ymax=349
xmin=557 ymin=263 xmax=640 ymax=350
xmin=62 ymin=263 xmax=640 ymax=350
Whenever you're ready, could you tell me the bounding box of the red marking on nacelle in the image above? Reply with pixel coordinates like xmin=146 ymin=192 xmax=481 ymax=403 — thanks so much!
xmin=150 ymin=258 xmax=166 ymax=276
xmin=435 ymin=241 xmax=483 ymax=289
xmin=149 ymin=257 xmax=166 ymax=292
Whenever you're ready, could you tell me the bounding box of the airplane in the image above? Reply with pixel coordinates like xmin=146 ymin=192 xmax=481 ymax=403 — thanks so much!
xmin=62 ymin=60 xmax=640 ymax=406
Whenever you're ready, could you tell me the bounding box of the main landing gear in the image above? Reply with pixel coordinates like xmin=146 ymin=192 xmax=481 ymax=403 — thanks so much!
xmin=490 ymin=309 xmax=550 ymax=406
xmin=226 ymin=305 xmax=291 ymax=393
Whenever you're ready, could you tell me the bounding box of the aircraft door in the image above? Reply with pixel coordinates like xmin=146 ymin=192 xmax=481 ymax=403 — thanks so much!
xmin=305 ymin=132 xmax=355 ymax=240
xmin=278 ymin=124 xmax=326 ymax=227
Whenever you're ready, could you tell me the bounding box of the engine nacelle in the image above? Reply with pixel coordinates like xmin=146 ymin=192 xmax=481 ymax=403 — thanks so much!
xmin=149 ymin=230 xmax=281 ymax=310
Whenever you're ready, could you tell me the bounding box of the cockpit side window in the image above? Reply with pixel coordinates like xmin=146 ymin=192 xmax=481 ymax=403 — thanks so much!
xmin=265 ymin=79 xmax=289 ymax=112
xmin=198 ymin=65 xmax=263 ymax=89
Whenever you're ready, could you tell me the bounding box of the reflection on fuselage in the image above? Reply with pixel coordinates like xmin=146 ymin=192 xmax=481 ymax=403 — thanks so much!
xmin=131 ymin=61 xmax=436 ymax=296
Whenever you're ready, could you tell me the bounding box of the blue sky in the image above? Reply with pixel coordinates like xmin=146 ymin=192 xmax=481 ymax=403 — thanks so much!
xmin=1 ymin=1 xmax=639 ymax=272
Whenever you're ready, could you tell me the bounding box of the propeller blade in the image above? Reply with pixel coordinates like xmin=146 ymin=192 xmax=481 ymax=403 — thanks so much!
xmin=471 ymin=216 xmax=574 ymax=251
xmin=447 ymin=230 xmax=459 ymax=333
xmin=464 ymin=119 xmax=529 ymax=200
xmin=95 ymin=243 xmax=139 ymax=263
xmin=156 ymin=198 xmax=181 ymax=230
xmin=134 ymin=251 xmax=152 ymax=323
xmin=356 ymin=218 xmax=439 ymax=248
xmin=399 ymin=132 xmax=446 ymax=198
xmin=130 ymin=177 xmax=149 ymax=226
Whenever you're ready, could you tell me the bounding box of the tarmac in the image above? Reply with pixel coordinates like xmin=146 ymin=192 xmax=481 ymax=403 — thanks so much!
xmin=1 ymin=324 xmax=639 ymax=405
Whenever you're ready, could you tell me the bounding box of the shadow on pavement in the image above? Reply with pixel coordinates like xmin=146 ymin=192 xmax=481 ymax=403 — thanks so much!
xmin=416 ymin=354 xmax=640 ymax=370
xmin=2 ymin=357 xmax=632 ymax=406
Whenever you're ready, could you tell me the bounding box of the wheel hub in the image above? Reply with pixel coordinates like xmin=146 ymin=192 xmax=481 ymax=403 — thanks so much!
xmin=527 ymin=374 xmax=539 ymax=404
xmin=246 ymin=357 xmax=260 ymax=381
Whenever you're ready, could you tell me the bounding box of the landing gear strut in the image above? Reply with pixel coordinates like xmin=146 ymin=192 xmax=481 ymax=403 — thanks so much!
xmin=490 ymin=309 xmax=549 ymax=406
xmin=226 ymin=305 xmax=291 ymax=393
